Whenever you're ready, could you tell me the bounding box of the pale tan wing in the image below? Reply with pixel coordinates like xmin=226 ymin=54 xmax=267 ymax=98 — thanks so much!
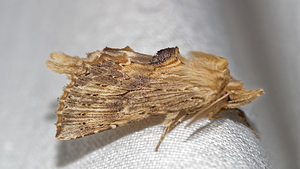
xmin=185 ymin=51 xmax=230 ymax=91
xmin=46 ymin=47 xmax=205 ymax=140
xmin=182 ymin=51 xmax=232 ymax=125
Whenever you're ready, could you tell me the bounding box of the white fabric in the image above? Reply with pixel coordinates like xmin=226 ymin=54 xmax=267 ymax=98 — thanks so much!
xmin=1 ymin=0 xmax=299 ymax=168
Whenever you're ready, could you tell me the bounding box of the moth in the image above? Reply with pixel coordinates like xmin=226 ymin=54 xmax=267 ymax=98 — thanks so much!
xmin=46 ymin=46 xmax=264 ymax=151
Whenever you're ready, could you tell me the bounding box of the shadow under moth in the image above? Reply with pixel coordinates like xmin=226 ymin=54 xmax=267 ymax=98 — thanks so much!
xmin=46 ymin=46 xmax=264 ymax=151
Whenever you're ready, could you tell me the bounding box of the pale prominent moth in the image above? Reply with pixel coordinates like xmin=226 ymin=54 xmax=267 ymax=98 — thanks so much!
xmin=46 ymin=47 xmax=264 ymax=151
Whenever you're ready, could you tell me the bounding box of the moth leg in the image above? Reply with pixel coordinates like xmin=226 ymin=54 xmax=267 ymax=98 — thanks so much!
xmin=208 ymin=111 xmax=222 ymax=121
xmin=186 ymin=92 xmax=229 ymax=127
xmin=235 ymin=109 xmax=260 ymax=138
xmin=155 ymin=112 xmax=183 ymax=151
xmin=168 ymin=113 xmax=188 ymax=133
xmin=220 ymin=108 xmax=260 ymax=138
xmin=155 ymin=127 xmax=169 ymax=152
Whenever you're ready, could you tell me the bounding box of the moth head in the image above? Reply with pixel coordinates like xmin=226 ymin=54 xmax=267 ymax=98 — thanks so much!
xmin=183 ymin=51 xmax=264 ymax=108
xmin=225 ymin=78 xmax=264 ymax=108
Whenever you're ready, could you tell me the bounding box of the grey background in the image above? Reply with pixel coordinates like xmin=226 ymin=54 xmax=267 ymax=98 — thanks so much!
xmin=0 ymin=0 xmax=299 ymax=169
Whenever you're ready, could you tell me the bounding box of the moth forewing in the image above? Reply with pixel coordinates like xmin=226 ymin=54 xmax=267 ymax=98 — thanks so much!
xmin=47 ymin=46 xmax=264 ymax=150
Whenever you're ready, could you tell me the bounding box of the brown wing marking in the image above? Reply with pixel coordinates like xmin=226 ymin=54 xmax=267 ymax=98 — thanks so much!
xmin=47 ymin=47 xmax=206 ymax=140
xmin=56 ymin=59 xmax=129 ymax=139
